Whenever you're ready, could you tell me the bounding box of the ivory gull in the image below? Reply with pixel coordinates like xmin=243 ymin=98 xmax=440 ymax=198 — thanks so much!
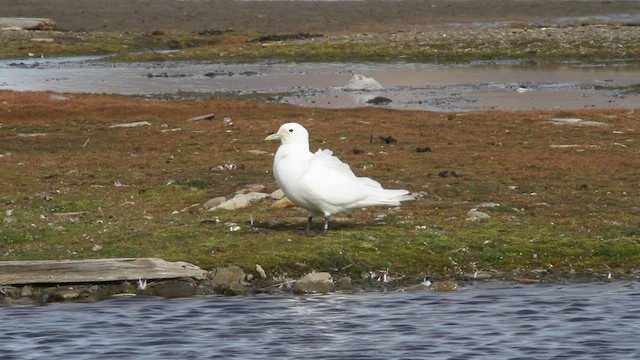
xmin=265 ymin=122 xmax=414 ymax=234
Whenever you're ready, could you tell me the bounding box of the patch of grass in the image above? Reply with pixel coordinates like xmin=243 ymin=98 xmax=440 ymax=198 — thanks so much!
xmin=2 ymin=24 xmax=639 ymax=63
xmin=1 ymin=91 xmax=639 ymax=280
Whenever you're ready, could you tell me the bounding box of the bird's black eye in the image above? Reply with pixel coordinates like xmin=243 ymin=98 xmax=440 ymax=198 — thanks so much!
xmin=288 ymin=128 xmax=294 ymax=132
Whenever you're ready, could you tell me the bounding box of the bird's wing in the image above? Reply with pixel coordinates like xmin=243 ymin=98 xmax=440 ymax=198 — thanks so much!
xmin=298 ymin=149 xmax=382 ymax=206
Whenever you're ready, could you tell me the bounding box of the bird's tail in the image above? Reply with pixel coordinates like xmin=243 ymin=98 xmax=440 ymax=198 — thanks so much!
xmin=357 ymin=188 xmax=415 ymax=208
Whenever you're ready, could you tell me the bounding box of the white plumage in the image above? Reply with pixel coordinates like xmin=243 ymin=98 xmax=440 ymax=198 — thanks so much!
xmin=265 ymin=122 xmax=414 ymax=233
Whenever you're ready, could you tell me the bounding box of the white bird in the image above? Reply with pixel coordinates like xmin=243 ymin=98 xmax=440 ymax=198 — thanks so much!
xmin=265 ymin=123 xmax=414 ymax=234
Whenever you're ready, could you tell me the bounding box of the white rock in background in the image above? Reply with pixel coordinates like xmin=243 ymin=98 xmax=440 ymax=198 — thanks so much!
xmin=213 ymin=192 xmax=269 ymax=210
xmin=344 ymin=74 xmax=384 ymax=91
xmin=467 ymin=208 xmax=491 ymax=221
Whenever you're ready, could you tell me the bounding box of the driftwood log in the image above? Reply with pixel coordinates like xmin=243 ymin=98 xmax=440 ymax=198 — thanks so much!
xmin=0 ymin=258 xmax=207 ymax=285
xmin=0 ymin=17 xmax=57 ymax=30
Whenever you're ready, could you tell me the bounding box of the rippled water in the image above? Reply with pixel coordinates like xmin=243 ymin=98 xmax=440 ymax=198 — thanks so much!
xmin=2 ymin=281 xmax=639 ymax=359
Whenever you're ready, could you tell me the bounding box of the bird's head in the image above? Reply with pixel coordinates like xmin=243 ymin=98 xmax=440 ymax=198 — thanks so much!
xmin=265 ymin=122 xmax=309 ymax=145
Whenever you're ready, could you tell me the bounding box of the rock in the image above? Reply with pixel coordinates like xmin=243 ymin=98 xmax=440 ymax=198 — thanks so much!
xmin=209 ymin=266 xmax=247 ymax=295
xmin=147 ymin=279 xmax=197 ymax=298
xmin=366 ymin=96 xmax=392 ymax=105
xmin=255 ymin=264 xmax=267 ymax=279
xmin=41 ymin=286 xmax=95 ymax=303
xmin=49 ymin=94 xmax=69 ymax=101
xmin=292 ymin=272 xmax=335 ymax=294
xmin=269 ymin=188 xmax=285 ymax=200
xmin=236 ymin=184 xmax=266 ymax=194
xmin=477 ymin=202 xmax=500 ymax=208
xmin=3 ymin=297 xmax=36 ymax=306
xmin=429 ymin=280 xmax=458 ymax=292
xmin=0 ymin=17 xmax=57 ymax=31
xmin=336 ymin=276 xmax=354 ymax=290
xmin=439 ymin=170 xmax=461 ymax=178
xmin=119 ymin=281 xmax=137 ymax=294
xmin=20 ymin=285 xmax=33 ymax=297
xmin=272 ymin=197 xmax=295 ymax=209
xmin=403 ymin=284 xmax=429 ymax=292
xmin=203 ymin=196 xmax=226 ymax=209
xmin=1 ymin=286 xmax=21 ymax=299
xmin=467 ymin=209 xmax=491 ymax=221
xmin=466 ymin=271 xmax=494 ymax=280
xmin=549 ymin=118 xmax=607 ymax=126
xmin=344 ymin=74 xmax=383 ymax=91
xmin=213 ymin=192 xmax=269 ymax=210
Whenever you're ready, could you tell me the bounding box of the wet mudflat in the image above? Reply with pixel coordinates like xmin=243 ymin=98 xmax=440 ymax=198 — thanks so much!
xmin=2 ymin=57 xmax=639 ymax=111
xmin=2 ymin=281 xmax=639 ymax=359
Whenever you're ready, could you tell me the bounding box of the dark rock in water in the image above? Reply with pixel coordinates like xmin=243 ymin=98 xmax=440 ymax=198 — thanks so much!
xmin=292 ymin=272 xmax=335 ymax=294
xmin=366 ymin=96 xmax=392 ymax=105
xmin=208 ymin=266 xmax=247 ymax=295
xmin=416 ymin=147 xmax=432 ymax=153
xmin=148 ymin=279 xmax=198 ymax=298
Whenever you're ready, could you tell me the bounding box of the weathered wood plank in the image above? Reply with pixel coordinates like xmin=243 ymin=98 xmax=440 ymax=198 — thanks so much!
xmin=0 ymin=258 xmax=207 ymax=285
xmin=0 ymin=17 xmax=57 ymax=31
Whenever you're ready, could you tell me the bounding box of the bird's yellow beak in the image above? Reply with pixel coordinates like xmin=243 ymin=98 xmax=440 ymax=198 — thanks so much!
xmin=265 ymin=133 xmax=282 ymax=141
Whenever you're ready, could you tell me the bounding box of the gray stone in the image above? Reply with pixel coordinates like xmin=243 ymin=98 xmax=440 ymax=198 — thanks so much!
xmin=209 ymin=266 xmax=247 ymax=295
xmin=203 ymin=196 xmax=226 ymax=209
xmin=237 ymin=184 xmax=266 ymax=194
xmin=269 ymin=188 xmax=285 ymax=200
xmin=213 ymin=192 xmax=269 ymax=210
xmin=293 ymin=272 xmax=335 ymax=294
xmin=148 ymin=279 xmax=197 ymax=298
xmin=549 ymin=118 xmax=607 ymax=126
xmin=255 ymin=264 xmax=267 ymax=279
xmin=20 ymin=285 xmax=33 ymax=297
xmin=467 ymin=209 xmax=491 ymax=221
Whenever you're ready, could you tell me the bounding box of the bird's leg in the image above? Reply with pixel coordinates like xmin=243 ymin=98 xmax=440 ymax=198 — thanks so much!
xmin=306 ymin=216 xmax=313 ymax=234
xmin=322 ymin=216 xmax=330 ymax=235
